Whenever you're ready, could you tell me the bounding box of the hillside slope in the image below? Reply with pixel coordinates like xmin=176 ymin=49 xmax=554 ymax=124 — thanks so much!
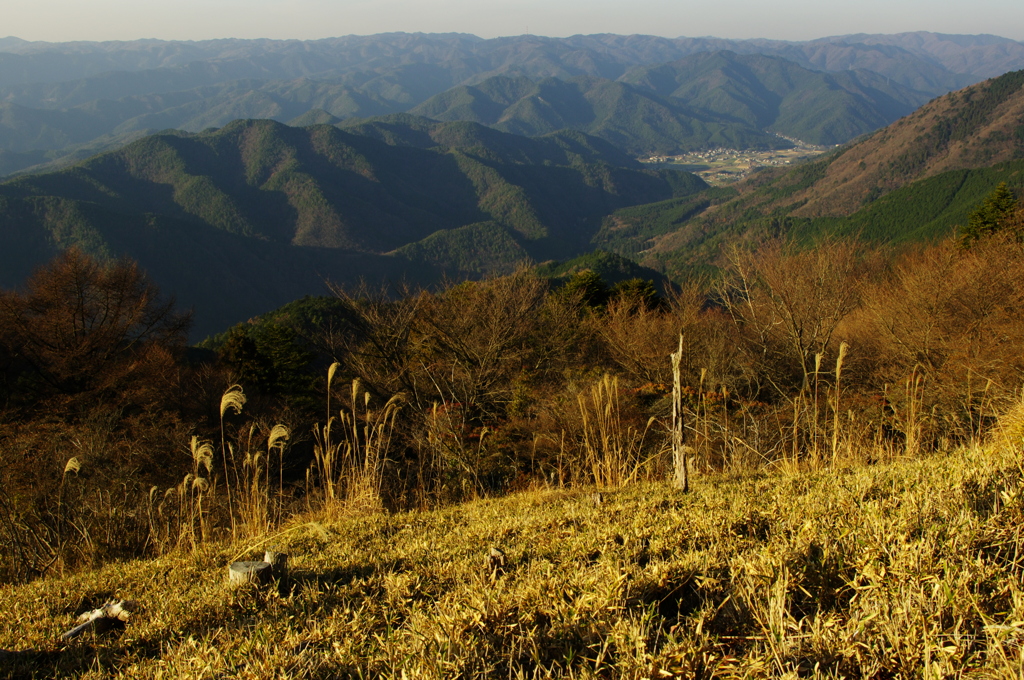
xmin=758 ymin=69 xmax=1024 ymax=219
xmin=603 ymin=68 xmax=1024 ymax=275
xmin=1 ymin=444 xmax=1022 ymax=677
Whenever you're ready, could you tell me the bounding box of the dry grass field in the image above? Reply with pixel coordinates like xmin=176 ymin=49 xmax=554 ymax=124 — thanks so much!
xmin=3 ymin=435 xmax=1024 ymax=679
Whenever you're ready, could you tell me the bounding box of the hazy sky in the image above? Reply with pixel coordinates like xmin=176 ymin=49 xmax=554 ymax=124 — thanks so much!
xmin=4 ymin=0 xmax=1024 ymax=43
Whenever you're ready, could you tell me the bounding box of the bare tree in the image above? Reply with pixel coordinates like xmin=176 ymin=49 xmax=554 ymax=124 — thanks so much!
xmin=719 ymin=238 xmax=864 ymax=396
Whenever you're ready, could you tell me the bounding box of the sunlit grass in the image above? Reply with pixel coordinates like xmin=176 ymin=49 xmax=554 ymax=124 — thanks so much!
xmin=3 ymin=439 xmax=1024 ymax=678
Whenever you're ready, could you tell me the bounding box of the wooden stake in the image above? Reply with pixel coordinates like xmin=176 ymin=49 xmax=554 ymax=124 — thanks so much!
xmin=671 ymin=334 xmax=688 ymax=492
xmin=264 ymin=549 xmax=289 ymax=575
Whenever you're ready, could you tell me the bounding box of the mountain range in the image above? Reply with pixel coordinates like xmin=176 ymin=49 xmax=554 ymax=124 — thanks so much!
xmin=2 ymin=33 xmax=1024 ymax=340
xmin=0 ymin=117 xmax=704 ymax=336
xmin=1 ymin=32 xmax=1022 ymax=176
xmin=410 ymin=52 xmax=927 ymax=152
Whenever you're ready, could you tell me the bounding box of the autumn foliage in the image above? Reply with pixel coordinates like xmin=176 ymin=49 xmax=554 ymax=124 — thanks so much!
xmin=5 ymin=224 xmax=1024 ymax=582
xmin=0 ymin=248 xmax=191 ymax=414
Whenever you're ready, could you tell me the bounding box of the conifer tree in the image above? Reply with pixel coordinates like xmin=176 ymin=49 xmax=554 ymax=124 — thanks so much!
xmin=960 ymin=182 xmax=1019 ymax=245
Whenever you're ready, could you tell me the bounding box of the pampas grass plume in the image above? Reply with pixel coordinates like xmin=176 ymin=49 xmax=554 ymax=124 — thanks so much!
xmin=220 ymin=384 xmax=246 ymax=418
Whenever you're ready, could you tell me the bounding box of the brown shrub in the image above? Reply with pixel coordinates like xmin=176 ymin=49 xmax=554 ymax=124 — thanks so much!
xmin=862 ymin=236 xmax=1024 ymax=446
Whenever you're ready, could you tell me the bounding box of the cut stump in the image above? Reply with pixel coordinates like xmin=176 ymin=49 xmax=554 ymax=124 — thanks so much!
xmin=228 ymin=560 xmax=272 ymax=587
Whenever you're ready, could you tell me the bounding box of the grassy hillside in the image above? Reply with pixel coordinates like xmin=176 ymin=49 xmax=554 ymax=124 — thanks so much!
xmin=5 ymin=229 xmax=1024 ymax=675
xmin=3 ymin=442 xmax=1023 ymax=677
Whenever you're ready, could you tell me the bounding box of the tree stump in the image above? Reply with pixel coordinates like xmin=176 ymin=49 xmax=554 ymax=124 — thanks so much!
xmin=264 ymin=549 xmax=289 ymax=578
xmin=228 ymin=560 xmax=272 ymax=587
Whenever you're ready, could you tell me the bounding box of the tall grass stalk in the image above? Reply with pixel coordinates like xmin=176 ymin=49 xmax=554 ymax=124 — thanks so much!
xmin=219 ymin=384 xmax=246 ymax=539
xmin=56 ymin=457 xmax=82 ymax=574
xmin=267 ymin=424 xmax=290 ymax=525
xmin=831 ymin=342 xmax=849 ymax=465
xmin=345 ymin=381 xmax=402 ymax=509
xmin=314 ymin=362 xmax=343 ymax=506
xmin=233 ymin=424 xmax=290 ymax=539
xmin=903 ymin=367 xmax=925 ymax=457
xmin=173 ymin=436 xmax=213 ymax=550
xmin=313 ymin=379 xmax=402 ymax=513
xmin=577 ymin=374 xmax=655 ymax=488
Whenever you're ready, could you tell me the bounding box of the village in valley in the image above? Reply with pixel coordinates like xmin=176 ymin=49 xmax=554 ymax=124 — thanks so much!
xmin=641 ymin=136 xmax=835 ymax=185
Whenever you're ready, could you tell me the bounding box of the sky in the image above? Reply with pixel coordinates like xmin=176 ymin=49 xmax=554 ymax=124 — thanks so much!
xmin=3 ymin=0 xmax=1024 ymax=43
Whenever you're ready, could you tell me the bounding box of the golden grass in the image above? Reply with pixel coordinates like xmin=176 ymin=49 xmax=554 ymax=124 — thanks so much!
xmin=3 ymin=439 xmax=1024 ymax=678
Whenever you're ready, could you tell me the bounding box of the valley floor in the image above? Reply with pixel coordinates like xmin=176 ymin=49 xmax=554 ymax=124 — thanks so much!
xmin=640 ymin=140 xmax=833 ymax=186
xmin=3 ymin=442 xmax=1024 ymax=678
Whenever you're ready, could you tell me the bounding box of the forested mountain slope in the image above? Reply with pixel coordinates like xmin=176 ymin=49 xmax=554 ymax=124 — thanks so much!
xmin=0 ymin=118 xmax=705 ymax=336
xmin=595 ymin=69 xmax=1024 ymax=276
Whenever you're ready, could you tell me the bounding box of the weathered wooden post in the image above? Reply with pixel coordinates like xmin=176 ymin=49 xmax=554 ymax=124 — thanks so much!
xmin=671 ymin=334 xmax=688 ymax=492
xmin=62 ymin=600 xmax=138 ymax=640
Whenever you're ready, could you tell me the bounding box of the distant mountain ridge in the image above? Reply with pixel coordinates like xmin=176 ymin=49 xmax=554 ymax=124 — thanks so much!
xmin=409 ymin=53 xmax=928 ymax=152
xmin=410 ymin=74 xmax=788 ymax=154
xmin=0 ymin=31 xmax=1020 ymax=176
xmin=2 ymin=32 xmax=1019 ymax=92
